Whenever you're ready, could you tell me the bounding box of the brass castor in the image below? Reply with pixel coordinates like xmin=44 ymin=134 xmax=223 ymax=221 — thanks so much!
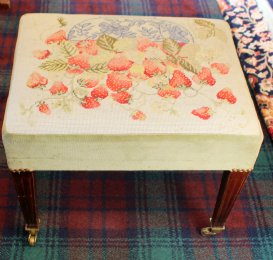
xmin=201 ymin=218 xmax=225 ymax=236
xmin=28 ymin=232 xmax=37 ymax=246
xmin=25 ymin=223 xmax=39 ymax=246
xmin=201 ymin=226 xmax=225 ymax=236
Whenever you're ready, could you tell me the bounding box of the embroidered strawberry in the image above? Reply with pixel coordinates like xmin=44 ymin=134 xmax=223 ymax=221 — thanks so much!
xmin=192 ymin=106 xmax=212 ymax=120
xmin=169 ymin=70 xmax=192 ymax=88
xmin=68 ymin=54 xmax=90 ymax=69
xmin=67 ymin=68 xmax=85 ymax=74
xmin=27 ymin=72 xmax=48 ymax=88
xmin=38 ymin=102 xmax=51 ymax=115
xmin=76 ymin=40 xmax=98 ymax=55
xmin=158 ymin=89 xmax=181 ymax=99
xmin=78 ymin=78 xmax=99 ymax=88
xmin=49 ymin=82 xmax=68 ymax=95
xmin=33 ymin=50 xmax=51 ymax=59
xmin=143 ymin=58 xmax=166 ymax=77
xmin=131 ymin=110 xmax=146 ymax=120
xmin=137 ymin=38 xmax=158 ymax=52
xmin=195 ymin=67 xmax=216 ymax=86
xmin=91 ymin=86 xmax=108 ymax=99
xmin=81 ymin=97 xmax=100 ymax=109
xmin=106 ymin=72 xmax=132 ymax=92
xmin=216 ymin=88 xmax=237 ymax=104
xmin=45 ymin=30 xmax=66 ymax=44
xmin=111 ymin=91 xmax=131 ymax=104
xmin=107 ymin=54 xmax=134 ymax=71
xmin=211 ymin=63 xmax=229 ymax=74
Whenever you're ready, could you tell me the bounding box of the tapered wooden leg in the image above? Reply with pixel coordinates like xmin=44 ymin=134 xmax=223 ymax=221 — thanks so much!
xmin=11 ymin=169 xmax=39 ymax=246
xmin=201 ymin=169 xmax=251 ymax=236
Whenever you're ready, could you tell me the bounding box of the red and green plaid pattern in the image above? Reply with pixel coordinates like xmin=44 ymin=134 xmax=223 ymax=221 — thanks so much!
xmin=1 ymin=0 xmax=273 ymax=259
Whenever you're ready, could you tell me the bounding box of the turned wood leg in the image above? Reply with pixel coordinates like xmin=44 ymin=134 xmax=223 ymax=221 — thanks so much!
xmin=0 ymin=0 xmax=10 ymax=9
xmin=11 ymin=169 xmax=39 ymax=246
xmin=201 ymin=169 xmax=251 ymax=236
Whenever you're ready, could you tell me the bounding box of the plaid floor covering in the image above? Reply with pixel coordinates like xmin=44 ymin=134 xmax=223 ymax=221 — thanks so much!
xmin=1 ymin=1 xmax=273 ymax=259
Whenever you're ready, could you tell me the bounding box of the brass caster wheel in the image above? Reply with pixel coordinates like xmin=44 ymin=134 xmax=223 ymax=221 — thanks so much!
xmin=201 ymin=218 xmax=225 ymax=236
xmin=28 ymin=232 xmax=37 ymax=246
xmin=201 ymin=226 xmax=225 ymax=236
xmin=25 ymin=222 xmax=39 ymax=246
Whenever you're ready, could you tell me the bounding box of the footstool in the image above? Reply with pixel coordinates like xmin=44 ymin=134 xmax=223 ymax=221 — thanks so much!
xmin=2 ymin=14 xmax=263 ymax=245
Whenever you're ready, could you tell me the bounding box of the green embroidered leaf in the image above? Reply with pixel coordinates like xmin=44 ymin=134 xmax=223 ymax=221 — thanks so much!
xmin=40 ymin=59 xmax=68 ymax=71
xmin=60 ymin=41 xmax=77 ymax=58
xmin=88 ymin=62 xmax=109 ymax=73
xmin=163 ymin=38 xmax=181 ymax=55
xmin=178 ymin=58 xmax=198 ymax=74
xmin=194 ymin=19 xmax=215 ymax=29
xmin=96 ymin=34 xmax=117 ymax=51
xmin=166 ymin=54 xmax=177 ymax=64
xmin=57 ymin=17 xmax=67 ymax=27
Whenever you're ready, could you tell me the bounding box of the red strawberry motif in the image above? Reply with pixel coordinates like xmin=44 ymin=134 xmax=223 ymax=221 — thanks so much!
xmin=169 ymin=70 xmax=192 ymax=88
xmin=106 ymin=72 xmax=132 ymax=92
xmin=108 ymin=54 xmax=134 ymax=71
xmin=38 ymin=103 xmax=51 ymax=115
xmin=27 ymin=72 xmax=48 ymax=88
xmin=67 ymin=68 xmax=84 ymax=74
xmin=81 ymin=97 xmax=100 ymax=109
xmin=68 ymin=54 xmax=90 ymax=69
xmin=76 ymin=40 xmax=98 ymax=56
xmin=91 ymin=86 xmax=108 ymax=99
xmin=33 ymin=50 xmax=51 ymax=60
xmin=192 ymin=107 xmax=212 ymax=120
xmin=196 ymin=67 xmax=216 ymax=86
xmin=143 ymin=58 xmax=166 ymax=77
xmin=216 ymin=88 xmax=237 ymax=104
xmin=45 ymin=30 xmax=66 ymax=44
xmin=211 ymin=63 xmax=229 ymax=74
xmin=158 ymin=89 xmax=181 ymax=99
xmin=111 ymin=91 xmax=131 ymax=104
xmin=82 ymin=78 xmax=99 ymax=88
xmin=137 ymin=38 xmax=158 ymax=52
xmin=49 ymin=82 xmax=68 ymax=95
xmin=132 ymin=110 xmax=146 ymax=120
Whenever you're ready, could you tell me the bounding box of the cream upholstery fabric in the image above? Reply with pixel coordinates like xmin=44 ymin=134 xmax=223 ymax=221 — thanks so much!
xmin=2 ymin=14 xmax=263 ymax=171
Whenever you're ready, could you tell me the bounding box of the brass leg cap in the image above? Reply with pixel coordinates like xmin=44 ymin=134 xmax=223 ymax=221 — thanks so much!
xmin=28 ymin=232 xmax=37 ymax=246
xmin=201 ymin=226 xmax=225 ymax=236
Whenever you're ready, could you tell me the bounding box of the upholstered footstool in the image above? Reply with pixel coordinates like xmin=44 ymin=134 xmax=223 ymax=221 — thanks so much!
xmin=2 ymin=14 xmax=263 ymax=245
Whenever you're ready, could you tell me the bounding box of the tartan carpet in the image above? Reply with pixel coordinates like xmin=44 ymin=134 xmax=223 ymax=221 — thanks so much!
xmin=0 ymin=0 xmax=273 ymax=259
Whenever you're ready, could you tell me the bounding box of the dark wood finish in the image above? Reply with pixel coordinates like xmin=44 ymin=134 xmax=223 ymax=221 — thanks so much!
xmin=11 ymin=170 xmax=39 ymax=229
xmin=211 ymin=170 xmax=250 ymax=227
xmin=0 ymin=0 xmax=10 ymax=9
